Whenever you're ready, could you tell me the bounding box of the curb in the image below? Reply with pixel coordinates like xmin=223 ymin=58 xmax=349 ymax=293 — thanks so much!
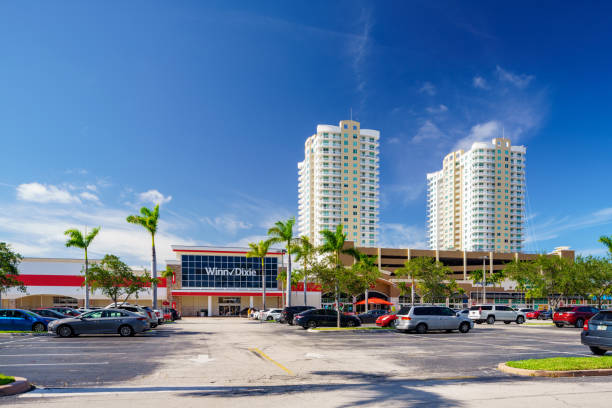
xmin=498 ymin=362 xmax=612 ymax=377
xmin=0 ymin=377 xmax=33 ymax=397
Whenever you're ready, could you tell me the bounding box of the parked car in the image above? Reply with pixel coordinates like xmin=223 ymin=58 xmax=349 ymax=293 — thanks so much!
xmin=47 ymin=307 xmax=81 ymax=317
xmin=162 ymin=307 xmax=181 ymax=321
xmin=31 ymin=308 xmax=70 ymax=319
xmin=48 ymin=308 xmax=149 ymax=337
xmin=356 ymin=309 xmax=389 ymax=324
xmin=468 ymin=305 xmax=525 ymax=325
xmin=525 ymin=309 xmax=551 ymax=320
xmin=261 ymin=308 xmax=283 ymax=321
xmin=396 ymin=306 xmax=473 ymax=334
xmin=554 ymin=306 xmax=598 ymax=328
xmin=294 ymin=308 xmax=361 ymax=329
xmin=104 ymin=303 xmax=157 ymax=328
xmin=153 ymin=309 xmax=164 ymax=324
xmin=456 ymin=309 xmax=470 ymax=317
xmin=0 ymin=309 xmax=56 ymax=332
xmin=375 ymin=313 xmax=397 ymax=328
xmin=142 ymin=306 xmax=160 ymax=326
xmin=279 ymin=306 xmax=315 ymax=325
xmin=581 ymin=310 xmax=612 ymax=355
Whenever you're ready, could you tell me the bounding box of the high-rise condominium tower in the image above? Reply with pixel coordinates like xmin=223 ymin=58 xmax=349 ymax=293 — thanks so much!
xmin=298 ymin=120 xmax=380 ymax=247
xmin=426 ymin=137 xmax=526 ymax=253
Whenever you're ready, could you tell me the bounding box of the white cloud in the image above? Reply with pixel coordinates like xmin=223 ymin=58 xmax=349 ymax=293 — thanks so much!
xmin=378 ymin=223 xmax=428 ymax=249
xmin=86 ymin=184 xmax=97 ymax=192
xmin=473 ymin=76 xmax=488 ymax=89
xmin=387 ymin=137 xmax=400 ymax=144
xmin=79 ymin=191 xmax=100 ymax=203
xmin=426 ymin=104 xmax=448 ymax=114
xmin=203 ymin=215 xmax=252 ymax=235
xmin=419 ymin=81 xmax=436 ymax=96
xmin=452 ymin=120 xmax=500 ymax=151
xmin=16 ymin=182 xmax=81 ymax=204
xmin=138 ymin=189 xmax=172 ymax=205
xmin=496 ymin=66 xmax=534 ymax=89
xmin=411 ymin=120 xmax=444 ymax=144
xmin=0 ymin=203 xmax=195 ymax=265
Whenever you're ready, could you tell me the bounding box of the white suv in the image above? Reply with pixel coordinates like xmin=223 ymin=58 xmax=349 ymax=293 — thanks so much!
xmin=468 ymin=305 xmax=525 ymax=325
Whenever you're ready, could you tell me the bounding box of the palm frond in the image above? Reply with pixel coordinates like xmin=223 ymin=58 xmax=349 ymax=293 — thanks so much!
xmin=84 ymin=226 xmax=101 ymax=246
xmin=64 ymin=229 xmax=85 ymax=249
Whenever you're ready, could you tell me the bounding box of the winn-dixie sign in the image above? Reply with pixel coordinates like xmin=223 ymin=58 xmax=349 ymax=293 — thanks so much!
xmin=203 ymin=267 xmax=258 ymax=276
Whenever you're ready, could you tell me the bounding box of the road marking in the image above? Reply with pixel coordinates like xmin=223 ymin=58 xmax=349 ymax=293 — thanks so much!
xmin=0 ymin=336 xmax=44 ymax=346
xmin=249 ymin=348 xmax=294 ymax=376
xmin=1 ymin=362 xmax=109 ymax=366
xmin=190 ymin=354 xmax=214 ymax=363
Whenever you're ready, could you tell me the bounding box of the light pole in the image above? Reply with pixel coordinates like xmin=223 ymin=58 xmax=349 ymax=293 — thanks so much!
xmin=482 ymin=256 xmax=488 ymax=304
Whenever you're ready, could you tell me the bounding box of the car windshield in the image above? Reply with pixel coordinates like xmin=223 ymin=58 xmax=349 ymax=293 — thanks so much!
xmin=24 ymin=310 xmax=40 ymax=318
xmin=469 ymin=306 xmax=480 ymax=311
xmin=557 ymin=307 xmax=574 ymax=312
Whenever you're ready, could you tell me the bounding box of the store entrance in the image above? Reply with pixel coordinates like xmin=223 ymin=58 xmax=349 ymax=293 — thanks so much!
xmin=219 ymin=305 xmax=240 ymax=316
xmin=218 ymin=297 xmax=241 ymax=316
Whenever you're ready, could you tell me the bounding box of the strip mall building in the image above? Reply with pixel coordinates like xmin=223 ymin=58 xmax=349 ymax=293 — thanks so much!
xmin=2 ymin=244 xmax=578 ymax=315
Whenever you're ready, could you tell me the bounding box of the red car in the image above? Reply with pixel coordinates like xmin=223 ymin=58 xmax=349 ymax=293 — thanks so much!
xmin=553 ymin=306 xmax=598 ymax=328
xmin=525 ymin=310 xmax=543 ymax=319
xmin=375 ymin=313 xmax=397 ymax=328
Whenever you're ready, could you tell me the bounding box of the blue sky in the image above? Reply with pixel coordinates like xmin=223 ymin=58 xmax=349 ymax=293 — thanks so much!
xmin=1 ymin=1 xmax=611 ymax=266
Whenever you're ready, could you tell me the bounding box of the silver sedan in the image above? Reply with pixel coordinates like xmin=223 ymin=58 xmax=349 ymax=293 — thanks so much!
xmin=47 ymin=308 xmax=150 ymax=337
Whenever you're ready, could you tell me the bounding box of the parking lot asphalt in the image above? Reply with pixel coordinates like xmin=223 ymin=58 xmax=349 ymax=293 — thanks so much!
xmin=3 ymin=318 xmax=612 ymax=407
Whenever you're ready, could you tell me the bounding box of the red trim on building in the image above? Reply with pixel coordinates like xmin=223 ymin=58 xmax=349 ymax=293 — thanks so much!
xmin=171 ymin=291 xmax=283 ymax=297
xmin=172 ymin=249 xmax=284 ymax=255
xmin=15 ymin=275 xmax=167 ymax=288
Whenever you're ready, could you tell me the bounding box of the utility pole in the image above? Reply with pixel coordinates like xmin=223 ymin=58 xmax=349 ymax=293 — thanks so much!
xmin=482 ymin=256 xmax=488 ymax=304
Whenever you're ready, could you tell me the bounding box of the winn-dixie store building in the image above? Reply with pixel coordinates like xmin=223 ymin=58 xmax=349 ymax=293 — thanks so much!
xmin=1 ymin=258 xmax=165 ymax=309
xmin=166 ymin=246 xmax=322 ymax=316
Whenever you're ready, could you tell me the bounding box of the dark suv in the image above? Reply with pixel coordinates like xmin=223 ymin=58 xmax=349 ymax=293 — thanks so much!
xmin=279 ymin=306 xmax=315 ymax=325
xmin=294 ymin=308 xmax=361 ymax=329
xmin=553 ymin=306 xmax=598 ymax=328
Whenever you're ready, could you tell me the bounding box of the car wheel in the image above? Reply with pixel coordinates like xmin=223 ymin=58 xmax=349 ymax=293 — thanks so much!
xmin=459 ymin=322 xmax=470 ymax=333
xmin=537 ymin=315 xmax=544 ymax=320
xmin=390 ymin=319 xmax=398 ymax=328
xmin=150 ymin=323 xmax=157 ymax=329
xmin=590 ymin=346 xmax=607 ymax=356
xmin=415 ymin=323 xmax=427 ymax=334
xmin=504 ymin=321 xmax=511 ymax=325
xmin=555 ymin=322 xmax=564 ymax=328
xmin=475 ymin=320 xmax=483 ymax=324
xmin=486 ymin=316 xmax=495 ymax=325
xmin=267 ymin=316 xmax=273 ymax=321
xmin=288 ymin=320 xmax=294 ymax=326
xmin=32 ymin=322 xmax=46 ymax=333
xmin=516 ymin=316 xmax=525 ymax=324
xmin=119 ymin=325 xmax=134 ymax=337
xmin=307 ymin=320 xmax=318 ymax=329
xmin=346 ymin=320 xmax=356 ymax=327
xmin=58 ymin=325 xmax=73 ymax=338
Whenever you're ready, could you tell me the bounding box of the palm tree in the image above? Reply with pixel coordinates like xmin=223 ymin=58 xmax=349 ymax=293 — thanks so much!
xmin=246 ymin=240 xmax=273 ymax=313
xmin=320 ymin=225 xmax=360 ymax=327
xmin=64 ymin=227 xmax=100 ymax=308
xmin=395 ymin=258 xmax=425 ymax=306
xmin=293 ymin=235 xmax=315 ymax=306
xmin=127 ymin=204 xmax=160 ymax=308
xmin=267 ymin=218 xmax=296 ymax=307
xmin=600 ymin=235 xmax=612 ymax=256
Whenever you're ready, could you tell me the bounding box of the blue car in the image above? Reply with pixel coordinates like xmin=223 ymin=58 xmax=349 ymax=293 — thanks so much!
xmin=0 ymin=309 xmax=56 ymax=332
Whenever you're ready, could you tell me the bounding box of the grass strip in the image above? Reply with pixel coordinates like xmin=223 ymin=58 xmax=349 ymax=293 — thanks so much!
xmin=506 ymin=356 xmax=612 ymax=371
xmin=0 ymin=330 xmax=34 ymax=334
xmin=0 ymin=374 xmax=15 ymax=386
xmin=313 ymin=326 xmax=394 ymax=331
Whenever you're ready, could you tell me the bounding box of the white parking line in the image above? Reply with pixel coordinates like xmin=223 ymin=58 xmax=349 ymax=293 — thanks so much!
xmin=0 ymin=336 xmax=45 ymax=346
xmin=1 ymin=362 xmax=109 ymax=367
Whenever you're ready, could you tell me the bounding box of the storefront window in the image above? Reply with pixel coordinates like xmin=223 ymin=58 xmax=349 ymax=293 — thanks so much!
xmin=181 ymin=255 xmax=278 ymax=289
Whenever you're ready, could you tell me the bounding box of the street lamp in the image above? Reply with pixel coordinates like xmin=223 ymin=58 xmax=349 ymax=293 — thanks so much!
xmin=482 ymin=256 xmax=488 ymax=304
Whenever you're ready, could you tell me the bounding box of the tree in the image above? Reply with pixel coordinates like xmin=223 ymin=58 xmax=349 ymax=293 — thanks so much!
xmin=345 ymin=253 xmax=381 ymax=307
xmin=416 ymin=259 xmax=450 ymax=304
xmin=267 ymin=218 xmax=296 ymax=307
xmin=0 ymin=242 xmax=26 ymax=304
xmin=469 ymin=269 xmax=486 ymax=304
xmin=293 ymin=236 xmax=316 ymax=306
xmin=442 ymin=279 xmax=466 ymax=307
xmin=127 ymin=204 xmax=160 ymax=309
xmin=276 ymin=267 xmax=302 ymax=307
xmin=504 ymin=255 xmax=577 ymax=309
xmin=578 ymin=256 xmax=612 ymax=308
xmin=246 ymin=240 xmax=273 ymax=313
xmin=65 ymin=226 xmax=101 ymax=308
xmin=600 ymin=235 xmax=612 ymax=256
xmin=318 ymin=225 xmax=360 ymax=327
xmin=395 ymin=257 xmax=429 ymax=305
xmin=85 ymin=254 xmax=153 ymax=306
